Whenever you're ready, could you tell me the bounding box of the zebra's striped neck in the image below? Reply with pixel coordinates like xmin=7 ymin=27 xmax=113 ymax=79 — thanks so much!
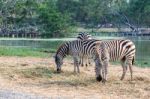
xmin=56 ymin=42 xmax=69 ymax=59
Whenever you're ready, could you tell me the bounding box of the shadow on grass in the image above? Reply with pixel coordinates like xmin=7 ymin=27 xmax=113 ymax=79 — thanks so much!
xmin=39 ymin=78 xmax=96 ymax=87
xmin=19 ymin=67 xmax=53 ymax=78
xmin=16 ymin=66 xmax=97 ymax=87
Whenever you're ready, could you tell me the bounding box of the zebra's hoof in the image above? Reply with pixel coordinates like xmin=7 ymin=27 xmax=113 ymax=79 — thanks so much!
xmin=96 ymin=75 xmax=102 ymax=82
xmin=102 ymin=79 xmax=106 ymax=84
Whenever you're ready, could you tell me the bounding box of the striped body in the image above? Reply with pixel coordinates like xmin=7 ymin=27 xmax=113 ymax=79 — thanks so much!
xmin=103 ymin=39 xmax=135 ymax=62
xmin=54 ymin=39 xmax=103 ymax=74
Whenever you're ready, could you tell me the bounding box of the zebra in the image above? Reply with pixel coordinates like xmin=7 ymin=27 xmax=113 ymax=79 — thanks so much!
xmin=76 ymin=33 xmax=136 ymax=81
xmin=77 ymin=32 xmax=92 ymax=66
xmin=54 ymin=39 xmax=108 ymax=82
xmin=54 ymin=39 xmax=101 ymax=73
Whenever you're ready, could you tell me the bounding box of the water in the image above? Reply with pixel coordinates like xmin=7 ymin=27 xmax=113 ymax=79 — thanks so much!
xmin=133 ymin=40 xmax=150 ymax=67
xmin=0 ymin=38 xmax=149 ymax=67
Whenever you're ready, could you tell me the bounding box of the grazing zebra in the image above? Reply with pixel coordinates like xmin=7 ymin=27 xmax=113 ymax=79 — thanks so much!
xmin=54 ymin=39 xmax=100 ymax=73
xmin=54 ymin=39 xmax=108 ymax=82
xmin=77 ymin=32 xmax=92 ymax=66
xmin=77 ymin=33 xmax=136 ymax=80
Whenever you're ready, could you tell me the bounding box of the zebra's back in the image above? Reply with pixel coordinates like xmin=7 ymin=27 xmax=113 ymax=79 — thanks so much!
xmin=68 ymin=39 xmax=100 ymax=56
xmin=103 ymin=39 xmax=136 ymax=61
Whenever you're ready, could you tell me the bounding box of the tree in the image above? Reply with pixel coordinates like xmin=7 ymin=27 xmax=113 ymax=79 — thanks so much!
xmin=127 ymin=0 xmax=150 ymax=27
xmin=57 ymin=0 xmax=111 ymax=27
xmin=37 ymin=0 xmax=71 ymax=38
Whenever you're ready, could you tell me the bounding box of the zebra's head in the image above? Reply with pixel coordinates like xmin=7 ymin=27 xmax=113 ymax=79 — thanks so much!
xmin=54 ymin=54 xmax=63 ymax=73
xmin=54 ymin=42 xmax=69 ymax=73
xmin=77 ymin=32 xmax=92 ymax=40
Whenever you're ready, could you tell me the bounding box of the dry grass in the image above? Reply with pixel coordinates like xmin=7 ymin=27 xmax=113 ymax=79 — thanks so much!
xmin=0 ymin=56 xmax=149 ymax=99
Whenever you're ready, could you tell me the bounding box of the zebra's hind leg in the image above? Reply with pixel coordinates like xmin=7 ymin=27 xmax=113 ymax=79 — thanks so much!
xmin=128 ymin=58 xmax=133 ymax=81
xmin=121 ymin=58 xmax=133 ymax=81
xmin=120 ymin=58 xmax=127 ymax=80
xmin=127 ymin=56 xmax=134 ymax=81
xmin=129 ymin=63 xmax=133 ymax=81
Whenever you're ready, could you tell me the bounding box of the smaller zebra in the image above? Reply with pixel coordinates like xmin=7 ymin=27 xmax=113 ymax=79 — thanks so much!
xmin=54 ymin=39 xmax=100 ymax=73
xmin=77 ymin=32 xmax=92 ymax=66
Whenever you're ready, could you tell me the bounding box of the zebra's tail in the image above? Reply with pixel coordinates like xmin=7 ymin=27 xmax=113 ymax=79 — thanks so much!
xmin=132 ymin=56 xmax=135 ymax=65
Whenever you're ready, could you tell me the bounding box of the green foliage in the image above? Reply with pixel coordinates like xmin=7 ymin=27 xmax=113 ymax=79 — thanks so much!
xmin=126 ymin=0 xmax=150 ymax=26
xmin=57 ymin=0 xmax=111 ymax=27
xmin=0 ymin=0 xmax=149 ymax=38
xmin=37 ymin=1 xmax=71 ymax=37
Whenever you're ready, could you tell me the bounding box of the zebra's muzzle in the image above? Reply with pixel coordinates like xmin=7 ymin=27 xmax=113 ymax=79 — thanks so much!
xmin=96 ymin=75 xmax=102 ymax=82
xmin=57 ymin=68 xmax=61 ymax=73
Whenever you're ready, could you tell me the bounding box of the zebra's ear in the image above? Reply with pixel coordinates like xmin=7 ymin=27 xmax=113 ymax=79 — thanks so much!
xmin=95 ymin=41 xmax=101 ymax=46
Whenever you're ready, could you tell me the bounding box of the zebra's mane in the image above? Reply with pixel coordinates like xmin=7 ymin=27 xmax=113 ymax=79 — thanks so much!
xmin=56 ymin=42 xmax=69 ymax=57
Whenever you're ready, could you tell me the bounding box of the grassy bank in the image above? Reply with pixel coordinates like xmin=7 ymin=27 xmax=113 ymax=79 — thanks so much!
xmin=0 ymin=46 xmax=55 ymax=57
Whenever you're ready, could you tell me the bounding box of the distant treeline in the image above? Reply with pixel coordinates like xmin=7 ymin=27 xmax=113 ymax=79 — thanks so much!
xmin=0 ymin=0 xmax=149 ymax=38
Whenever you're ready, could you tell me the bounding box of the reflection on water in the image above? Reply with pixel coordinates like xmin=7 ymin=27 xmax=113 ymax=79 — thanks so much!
xmin=0 ymin=38 xmax=149 ymax=67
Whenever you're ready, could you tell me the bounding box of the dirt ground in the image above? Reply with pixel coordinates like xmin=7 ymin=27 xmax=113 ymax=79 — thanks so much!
xmin=0 ymin=56 xmax=149 ymax=99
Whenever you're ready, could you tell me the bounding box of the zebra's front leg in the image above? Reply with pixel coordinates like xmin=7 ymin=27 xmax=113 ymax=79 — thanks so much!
xmin=102 ymin=59 xmax=109 ymax=82
xmin=88 ymin=57 xmax=91 ymax=65
xmin=79 ymin=55 xmax=84 ymax=67
xmin=94 ymin=57 xmax=103 ymax=82
xmin=81 ymin=56 xmax=84 ymax=67
xmin=85 ymin=56 xmax=90 ymax=67
xmin=73 ymin=57 xmax=80 ymax=73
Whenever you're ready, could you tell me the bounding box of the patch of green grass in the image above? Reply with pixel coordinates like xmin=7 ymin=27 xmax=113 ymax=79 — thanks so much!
xmin=135 ymin=61 xmax=150 ymax=67
xmin=0 ymin=46 xmax=55 ymax=57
